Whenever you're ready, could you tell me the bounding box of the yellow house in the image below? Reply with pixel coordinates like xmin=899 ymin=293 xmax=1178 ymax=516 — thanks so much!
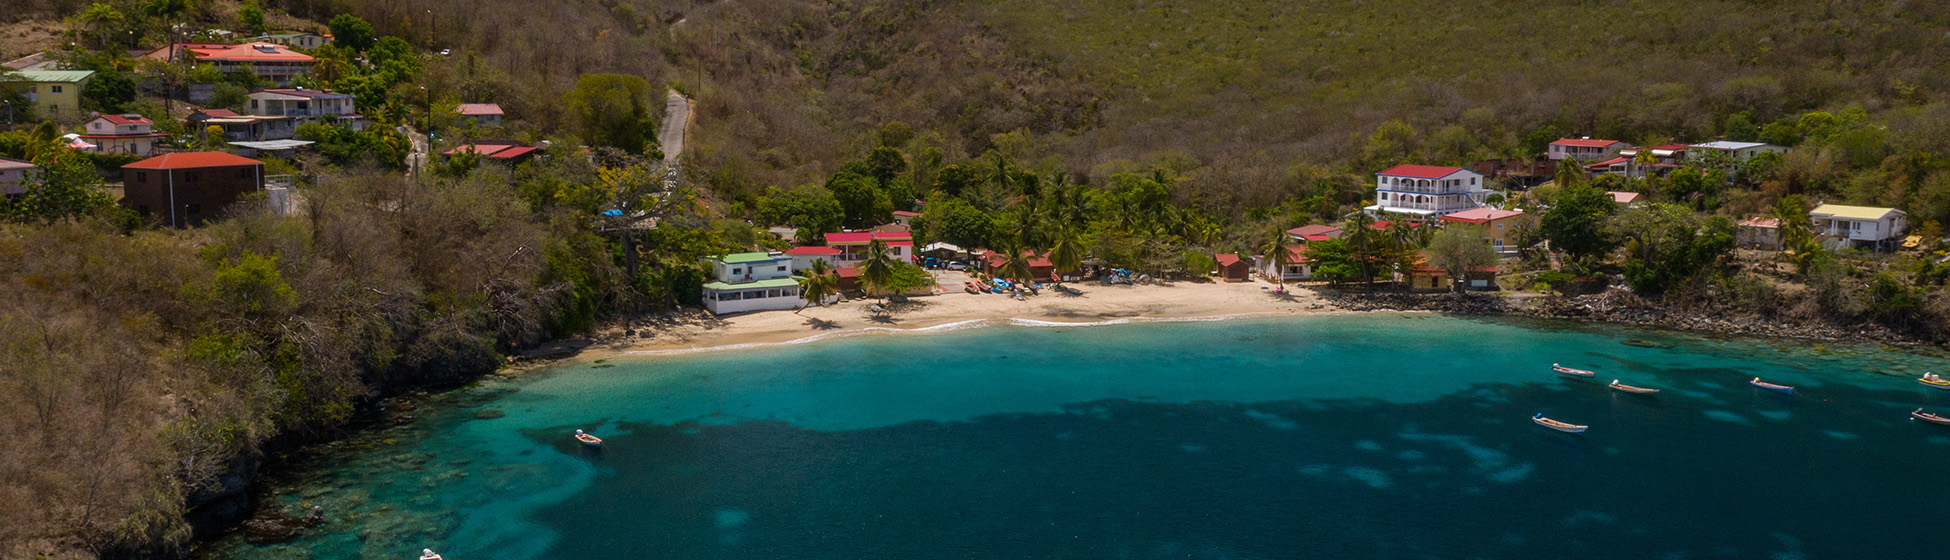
xmin=6 ymin=70 xmax=94 ymax=122
xmin=1438 ymin=207 xmax=1537 ymax=256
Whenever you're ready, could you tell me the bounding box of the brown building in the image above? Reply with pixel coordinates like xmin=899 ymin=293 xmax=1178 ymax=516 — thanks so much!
xmin=122 ymin=152 xmax=266 ymax=227
xmin=1214 ymin=254 xmax=1251 ymax=282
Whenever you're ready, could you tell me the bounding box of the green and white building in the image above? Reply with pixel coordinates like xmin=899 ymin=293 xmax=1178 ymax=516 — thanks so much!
xmin=701 ymin=252 xmax=808 ymax=314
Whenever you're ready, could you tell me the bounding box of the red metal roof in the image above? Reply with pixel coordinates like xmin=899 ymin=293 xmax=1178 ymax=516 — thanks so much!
xmin=1585 ymin=156 xmax=1631 ymax=167
xmin=1550 ymin=138 xmax=1625 ymax=147
xmin=123 ymin=152 xmax=262 ymax=170
xmin=96 ymin=114 xmax=152 ymax=125
xmin=454 ymin=103 xmax=504 ymax=116
xmin=1215 ymin=254 xmax=1244 ymax=267
xmin=892 ymin=210 xmax=921 ymax=217
xmin=193 ymin=109 xmax=242 ymax=118
xmin=1377 ymin=164 xmax=1469 ymax=179
xmin=785 ymin=246 xmax=842 ymax=255
xmin=886 ymin=240 xmax=914 ymax=247
xmin=982 ymin=250 xmax=1053 ymax=268
xmin=198 ymin=43 xmax=313 ymax=62
xmin=441 ymin=143 xmax=536 ymax=159
xmin=1286 ymin=224 xmax=1342 ymax=238
xmin=836 ymin=267 xmax=862 ymax=278
xmin=825 ymin=232 xmax=872 ymax=244
xmin=1439 ymin=208 xmax=1526 ymax=224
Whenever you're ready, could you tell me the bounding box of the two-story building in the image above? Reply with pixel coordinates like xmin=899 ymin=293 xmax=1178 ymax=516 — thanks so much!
xmin=1809 ymin=204 xmax=1907 ymax=252
xmin=820 ymin=231 xmax=914 ymax=266
xmin=121 ymin=152 xmax=266 ymax=227
xmin=0 ymin=157 xmax=32 ymax=197
xmin=3 ymin=70 xmax=93 ymax=121
xmin=1617 ymin=144 xmax=1688 ymax=165
xmin=1688 ymin=141 xmax=1788 ymax=164
xmin=79 ymin=114 xmax=167 ymax=155
xmin=1437 ymin=208 xmax=1536 ymax=256
xmin=453 ymin=104 xmax=503 ymax=128
xmin=187 ymin=108 xmax=283 ymax=141
xmin=1547 ymin=138 xmax=1629 ymax=161
xmin=700 ymin=252 xmax=807 ymax=314
xmin=244 ymin=88 xmax=367 ymax=139
xmin=245 ymin=32 xmax=332 ymax=50
xmin=1367 ymin=165 xmax=1490 ymax=218
xmin=146 ymin=43 xmax=315 ymax=86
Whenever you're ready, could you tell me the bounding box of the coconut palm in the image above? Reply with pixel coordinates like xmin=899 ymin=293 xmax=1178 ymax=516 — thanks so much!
xmin=1260 ymin=226 xmax=1297 ymax=292
xmin=796 ymin=259 xmax=837 ymax=314
xmin=859 ymin=238 xmax=897 ymax=300
xmin=1047 ymin=227 xmax=1084 ymax=282
xmin=996 ymin=237 xmax=1036 ymax=286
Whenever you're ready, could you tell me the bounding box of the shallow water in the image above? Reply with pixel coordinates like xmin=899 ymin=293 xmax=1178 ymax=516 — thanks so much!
xmin=203 ymin=314 xmax=1950 ymax=560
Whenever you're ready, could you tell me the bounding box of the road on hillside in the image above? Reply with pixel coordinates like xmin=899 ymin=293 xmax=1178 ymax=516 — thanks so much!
xmin=659 ymin=90 xmax=690 ymax=165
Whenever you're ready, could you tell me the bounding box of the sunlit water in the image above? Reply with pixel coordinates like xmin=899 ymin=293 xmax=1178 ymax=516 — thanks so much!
xmin=202 ymin=314 xmax=1950 ymax=560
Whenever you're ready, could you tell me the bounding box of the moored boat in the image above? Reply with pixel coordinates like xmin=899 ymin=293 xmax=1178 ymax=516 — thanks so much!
xmin=1532 ymin=413 xmax=1587 ymax=434
xmin=1750 ymin=377 xmax=1795 ymax=395
xmin=1608 ymin=379 xmax=1660 ymax=394
xmin=574 ymin=429 xmax=603 ymax=447
xmin=1552 ymin=363 xmax=1596 ymax=377
xmin=1914 ymin=409 xmax=1950 ymax=425
xmin=1919 ymin=373 xmax=1950 ymax=390
xmin=420 ymin=549 xmax=443 ymax=560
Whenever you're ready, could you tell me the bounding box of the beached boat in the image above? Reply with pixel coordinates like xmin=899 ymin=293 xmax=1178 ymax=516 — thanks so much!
xmin=574 ymin=429 xmax=603 ymax=447
xmin=964 ymin=282 xmax=979 ymax=294
xmin=1750 ymin=377 xmax=1795 ymax=395
xmin=1918 ymin=374 xmax=1950 ymax=390
xmin=1913 ymin=409 xmax=1950 ymax=425
xmin=420 ymin=549 xmax=443 ymax=560
xmin=1608 ymin=380 xmax=1660 ymax=394
xmin=1552 ymin=363 xmax=1596 ymax=377
xmin=1532 ymin=414 xmax=1587 ymax=434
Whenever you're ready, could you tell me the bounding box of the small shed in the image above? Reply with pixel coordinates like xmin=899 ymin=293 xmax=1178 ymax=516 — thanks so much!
xmin=1737 ymin=217 xmax=1782 ymax=250
xmin=1214 ymin=254 xmax=1251 ymax=282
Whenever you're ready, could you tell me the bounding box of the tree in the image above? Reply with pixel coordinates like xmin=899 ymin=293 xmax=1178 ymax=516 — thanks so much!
xmin=81 ymin=68 xmax=137 ymax=114
xmin=1047 ymin=225 xmax=1084 ymax=281
xmin=237 ymin=2 xmax=267 ymax=36
xmin=1539 ymin=182 xmax=1619 ymax=262
xmin=77 ymin=3 xmax=126 ymax=49
xmin=1259 ymin=226 xmax=1298 ymax=291
xmin=563 ymin=73 xmax=659 ymax=154
xmin=995 ymin=237 xmax=1036 ymax=285
xmin=827 ymin=171 xmax=891 ymax=229
xmin=1302 ymin=238 xmax=1360 ymax=284
xmin=1610 ymin=204 xmax=1735 ymax=294
xmin=1426 ymin=225 xmax=1497 ymax=293
xmin=1 ymin=149 xmax=115 ymax=222
xmin=756 ymin=184 xmax=843 ymax=234
xmin=329 ymin=14 xmax=377 ymax=52
xmin=796 ymin=259 xmax=837 ymax=313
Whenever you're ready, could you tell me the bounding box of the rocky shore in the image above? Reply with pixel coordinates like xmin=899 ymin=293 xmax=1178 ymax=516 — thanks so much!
xmin=1323 ymin=288 xmax=1922 ymax=345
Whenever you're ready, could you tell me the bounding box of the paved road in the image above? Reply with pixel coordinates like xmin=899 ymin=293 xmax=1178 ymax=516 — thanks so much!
xmin=658 ymin=90 xmax=690 ymax=165
xmin=401 ymin=125 xmax=429 ymax=175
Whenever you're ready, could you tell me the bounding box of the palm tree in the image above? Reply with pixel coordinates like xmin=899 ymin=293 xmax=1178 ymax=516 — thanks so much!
xmin=78 ymin=3 xmax=125 ymax=50
xmin=1047 ymin=226 xmax=1084 ymax=282
xmin=796 ymin=259 xmax=837 ymax=314
xmin=1343 ymin=211 xmax=1380 ymax=287
xmin=996 ymin=237 xmax=1036 ymax=285
xmin=1259 ymin=226 xmax=1297 ymax=292
xmin=859 ymin=238 xmax=897 ymax=301
xmin=23 ymin=122 xmax=63 ymax=162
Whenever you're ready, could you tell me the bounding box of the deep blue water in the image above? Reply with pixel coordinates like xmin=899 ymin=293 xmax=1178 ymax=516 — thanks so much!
xmin=204 ymin=314 xmax=1950 ymax=560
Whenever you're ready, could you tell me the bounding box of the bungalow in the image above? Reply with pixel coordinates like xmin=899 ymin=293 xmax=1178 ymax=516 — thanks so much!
xmin=2 ymin=70 xmax=93 ymax=121
xmin=1214 ymin=254 xmax=1251 ymax=282
xmin=1286 ymin=224 xmax=1343 ymax=242
xmin=700 ymin=252 xmax=805 ymax=315
xmin=1367 ymin=164 xmax=1490 ymax=218
xmin=79 ymin=114 xmax=167 ymax=155
xmin=1547 ymin=138 xmax=1629 ymax=162
xmin=783 ymin=245 xmax=842 ymax=271
xmin=1404 ymin=257 xmax=1498 ymax=291
xmin=0 ymin=157 xmax=32 ymax=197
xmin=1809 ymin=204 xmax=1907 ymax=252
xmin=981 ymin=250 xmax=1055 ymax=281
xmin=1688 ymin=141 xmax=1788 ymax=164
xmin=1256 ymin=245 xmax=1314 ymax=281
xmin=823 ymin=230 xmax=913 ymax=266
xmin=1736 ymin=217 xmax=1782 ymax=250
xmin=146 ymin=43 xmax=315 ymax=86
xmin=441 ymin=139 xmax=541 ymax=164
xmin=121 ymin=151 xmax=265 ymax=227
xmin=454 ymin=103 xmax=503 ymax=128
xmin=1438 ymin=208 xmax=1536 ymax=256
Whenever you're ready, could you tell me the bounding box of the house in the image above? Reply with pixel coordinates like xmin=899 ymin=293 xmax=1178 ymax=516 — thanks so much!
xmin=1585 ymin=157 xmax=1675 ymax=179
xmin=2 ymin=70 xmax=93 ymax=121
xmin=121 ymin=152 xmax=266 ymax=227
xmin=245 ymin=88 xmax=366 ymax=138
xmin=1286 ymin=224 xmax=1343 ymax=242
xmin=822 ymin=231 xmax=913 ymax=266
xmin=1688 ymin=141 xmax=1789 ymax=164
xmin=245 ymin=32 xmax=331 ymax=50
xmin=0 ymin=157 xmax=32 ymax=197
xmin=2 ymin=53 xmax=58 ymax=71
xmin=453 ymin=103 xmax=503 ymax=128
xmin=1547 ymin=138 xmax=1629 ymax=161
xmin=980 ymin=250 xmax=1055 ymax=281
xmin=891 ymin=210 xmax=921 ymax=226
xmin=1404 ymin=256 xmax=1498 ymax=291
xmin=699 ymin=252 xmax=806 ymax=315
xmin=1438 ymin=208 xmax=1536 ymax=256
xmin=79 ymin=114 xmax=167 ymax=155
xmin=784 ymin=245 xmax=842 ymax=272
xmin=1256 ymin=245 xmax=1314 ymax=281
xmin=1367 ymin=164 xmax=1490 ymax=218
xmin=1737 ymin=217 xmax=1782 ymax=250
xmin=1608 ymin=191 xmax=1642 ymax=207
xmin=1214 ymin=254 xmax=1251 ymax=282
xmin=441 ymin=140 xmax=541 ymax=164
xmin=188 ymin=109 xmax=283 ymax=142
xmin=1809 ymin=204 xmax=1907 ymax=251
xmin=146 ymin=43 xmax=315 ymax=86
xmin=1618 ymin=144 xmax=1688 ymax=165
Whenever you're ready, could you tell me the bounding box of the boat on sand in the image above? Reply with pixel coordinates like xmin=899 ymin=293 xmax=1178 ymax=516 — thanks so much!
xmin=1532 ymin=413 xmax=1587 ymax=434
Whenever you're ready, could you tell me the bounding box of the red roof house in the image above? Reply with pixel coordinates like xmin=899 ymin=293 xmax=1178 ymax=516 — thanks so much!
xmin=1214 ymin=254 xmax=1251 ymax=282
xmin=121 ymin=152 xmax=266 ymax=227
xmin=1286 ymin=224 xmax=1343 ymax=241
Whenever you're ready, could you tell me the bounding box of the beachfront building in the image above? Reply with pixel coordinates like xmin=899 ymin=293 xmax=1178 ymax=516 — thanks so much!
xmin=1737 ymin=217 xmax=1782 ymax=250
xmin=822 ymin=230 xmax=913 ymax=266
xmin=2 ymin=69 xmax=93 ymax=121
xmin=700 ymin=252 xmax=806 ymax=315
xmin=1809 ymin=204 xmax=1907 ymax=252
xmin=1547 ymin=138 xmax=1629 ymax=161
xmin=1404 ymin=254 xmax=1497 ymax=291
xmin=1438 ymin=208 xmax=1536 ymax=257
xmin=980 ymin=249 xmax=1055 ymax=281
xmin=784 ymin=245 xmax=842 ymax=271
xmin=79 ymin=114 xmax=167 ymax=155
xmin=1367 ymin=165 xmax=1490 ymax=218
xmin=1214 ymin=254 xmax=1251 ymax=282
xmin=1256 ymin=245 xmax=1314 ymax=282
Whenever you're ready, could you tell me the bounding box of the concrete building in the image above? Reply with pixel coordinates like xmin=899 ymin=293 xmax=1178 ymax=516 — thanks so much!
xmin=1367 ymin=164 xmax=1490 ymax=218
xmin=79 ymin=114 xmax=167 ymax=155
xmin=121 ymin=152 xmax=266 ymax=227
xmin=1547 ymin=138 xmax=1629 ymax=161
xmin=1688 ymin=141 xmax=1789 ymax=164
xmin=146 ymin=43 xmax=315 ymax=86
xmin=700 ymin=252 xmax=806 ymax=315
xmin=453 ymin=103 xmax=503 ymax=128
xmin=1809 ymin=204 xmax=1906 ymax=252
xmin=4 ymin=70 xmax=93 ymax=121
xmin=1438 ymin=208 xmax=1536 ymax=257
xmin=0 ymin=157 xmax=33 ymax=197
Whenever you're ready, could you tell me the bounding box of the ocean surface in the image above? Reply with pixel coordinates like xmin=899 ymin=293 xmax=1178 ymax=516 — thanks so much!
xmin=202 ymin=314 xmax=1950 ymax=560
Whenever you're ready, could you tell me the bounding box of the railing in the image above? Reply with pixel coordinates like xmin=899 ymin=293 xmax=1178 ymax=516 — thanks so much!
xmin=266 ymin=174 xmax=295 ymax=188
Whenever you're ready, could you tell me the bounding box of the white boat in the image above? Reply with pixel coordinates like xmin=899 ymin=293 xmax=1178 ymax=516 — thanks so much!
xmin=1750 ymin=377 xmax=1795 ymax=395
xmin=420 ymin=549 xmax=443 ymax=560
xmin=1552 ymin=363 xmax=1596 ymax=377
xmin=1532 ymin=413 xmax=1587 ymax=434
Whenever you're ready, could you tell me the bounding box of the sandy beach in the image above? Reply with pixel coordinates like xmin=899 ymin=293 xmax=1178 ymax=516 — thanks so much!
xmin=588 ymin=279 xmax=1353 ymax=358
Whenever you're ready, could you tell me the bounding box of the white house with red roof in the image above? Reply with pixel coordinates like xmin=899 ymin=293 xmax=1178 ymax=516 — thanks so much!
xmin=79 ymin=114 xmax=167 ymax=155
xmin=245 ymin=88 xmax=366 ymax=139
xmin=146 ymin=43 xmax=315 ymax=85
xmin=454 ymin=103 xmax=503 ymax=128
xmin=783 ymin=245 xmax=843 ymax=271
xmin=1256 ymin=245 xmax=1315 ymax=281
xmin=1367 ymin=164 xmax=1490 ymax=218
xmin=820 ymin=230 xmax=914 ymax=266
xmin=1547 ymin=138 xmax=1629 ymax=161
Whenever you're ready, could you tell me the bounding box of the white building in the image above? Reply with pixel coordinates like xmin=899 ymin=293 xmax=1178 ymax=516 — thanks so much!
xmin=1809 ymin=204 xmax=1907 ymax=252
xmin=700 ymin=252 xmax=806 ymax=314
xmin=1255 ymin=245 xmax=1315 ymax=281
xmin=79 ymin=114 xmax=166 ymax=155
xmin=1366 ymin=164 xmax=1490 ymax=218
xmin=820 ymin=231 xmax=914 ymax=267
xmin=245 ymin=88 xmax=368 ymax=139
xmin=1688 ymin=141 xmax=1788 ymax=163
xmin=783 ymin=245 xmax=842 ymax=272
xmin=1547 ymin=138 xmax=1630 ymax=161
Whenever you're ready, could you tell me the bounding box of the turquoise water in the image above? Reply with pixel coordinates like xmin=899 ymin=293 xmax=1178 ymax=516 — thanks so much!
xmin=204 ymin=314 xmax=1950 ymax=559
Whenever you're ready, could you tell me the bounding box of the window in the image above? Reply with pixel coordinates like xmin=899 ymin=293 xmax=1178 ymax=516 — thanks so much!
xmin=50 ymin=85 xmax=62 ymax=93
xmin=777 ymin=266 xmax=787 ymax=272
xmin=721 ymin=292 xmax=741 ymax=301
xmin=136 ymin=172 xmax=147 ymax=182
xmin=136 ymin=205 xmax=150 ymax=215
xmin=731 ymin=267 xmax=743 ymax=275
xmin=767 ymin=289 xmax=781 ymax=298
xmin=239 ymin=168 xmax=251 ymax=178
xmin=93 ymin=122 xmax=101 ymax=130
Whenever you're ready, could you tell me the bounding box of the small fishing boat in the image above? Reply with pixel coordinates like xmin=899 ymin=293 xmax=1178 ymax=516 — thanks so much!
xmin=1532 ymin=413 xmax=1587 ymax=434
xmin=574 ymin=429 xmax=603 ymax=447
xmin=1919 ymin=373 xmax=1950 ymax=390
xmin=1913 ymin=409 xmax=1950 ymax=426
xmin=420 ymin=549 xmax=444 ymax=560
xmin=1552 ymin=363 xmax=1596 ymax=377
xmin=1608 ymin=379 xmax=1660 ymax=394
xmin=1750 ymin=377 xmax=1795 ymax=395
xmin=963 ymin=282 xmax=979 ymax=294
